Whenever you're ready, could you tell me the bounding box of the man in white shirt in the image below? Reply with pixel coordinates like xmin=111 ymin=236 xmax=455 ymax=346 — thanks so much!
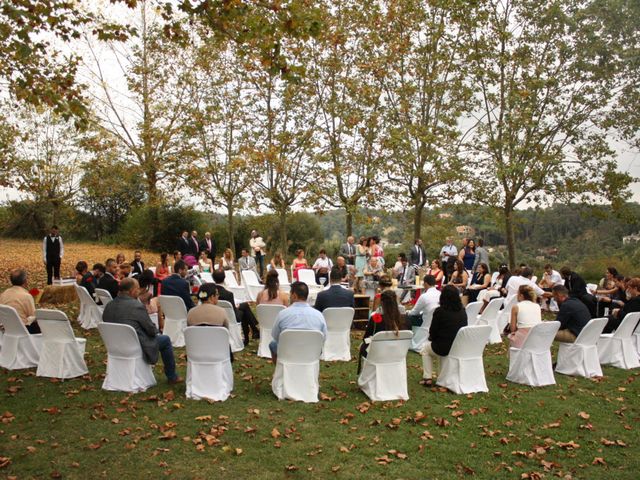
xmin=249 ymin=230 xmax=267 ymax=277
xmin=439 ymin=237 xmax=457 ymax=264
xmin=539 ymin=264 xmax=563 ymax=311
xmin=504 ymin=266 xmax=547 ymax=306
xmin=312 ymin=249 xmax=333 ymax=285
xmin=407 ymin=275 xmax=441 ymax=326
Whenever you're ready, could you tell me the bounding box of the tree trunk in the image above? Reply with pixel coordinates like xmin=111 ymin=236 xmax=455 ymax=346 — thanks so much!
xmin=504 ymin=205 xmax=516 ymax=270
xmin=145 ymin=168 xmax=158 ymax=205
xmin=413 ymin=200 xmax=425 ymax=241
xmin=278 ymin=208 xmax=288 ymax=255
xmin=345 ymin=209 xmax=353 ymax=238
xmin=226 ymin=204 xmax=235 ymax=251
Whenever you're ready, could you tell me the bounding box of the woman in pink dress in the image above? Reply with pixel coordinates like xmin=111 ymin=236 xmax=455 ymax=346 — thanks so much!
xmin=155 ymin=253 xmax=170 ymax=281
xmin=292 ymin=249 xmax=308 ymax=281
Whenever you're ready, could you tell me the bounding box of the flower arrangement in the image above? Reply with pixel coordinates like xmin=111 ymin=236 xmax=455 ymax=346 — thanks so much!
xmin=371 ymin=312 xmax=383 ymax=323
xmin=28 ymin=288 xmax=40 ymax=298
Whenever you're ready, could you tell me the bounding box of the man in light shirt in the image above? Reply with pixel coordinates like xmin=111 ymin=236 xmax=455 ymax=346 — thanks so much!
xmin=269 ymin=282 xmax=327 ymax=363
xmin=0 ymin=269 xmax=40 ymax=334
xmin=539 ymin=264 xmax=563 ymax=311
xmin=312 ymin=249 xmax=333 ymax=285
xmin=504 ymin=266 xmax=548 ymax=306
xmin=249 ymin=230 xmax=267 ymax=277
xmin=439 ymin=237 xmax=457 ymax=264
xmin=407 ymin=275 xmax=441 ymax=326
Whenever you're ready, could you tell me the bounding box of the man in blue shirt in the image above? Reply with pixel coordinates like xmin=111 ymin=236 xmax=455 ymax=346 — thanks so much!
xmin=269 ymin=282 xmax=327 ymax=363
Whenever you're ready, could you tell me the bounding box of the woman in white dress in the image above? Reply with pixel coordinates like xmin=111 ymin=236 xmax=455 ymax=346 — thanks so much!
xmin=508 ymin=285 xmax=542 ymax=348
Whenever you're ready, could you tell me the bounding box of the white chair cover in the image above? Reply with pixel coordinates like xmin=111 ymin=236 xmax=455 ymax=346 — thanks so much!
xmin=411 ymin=305 xmax=436 ymax=352
xmin=297 ymin=269 xmax=323 ymax=292
xmin=98 ymin=322 xmax=156 ymax=392
xmin=95 ymin=288 xmax=113 ymax=306
xmin=586 ymin=283 xmax=598 ymax=294
xmin=465 ymin=302 xmax=483 ymax=326
xmin=217 ymin=300 xmax=244 ymax=352
xmin=35 ymin=309 xmax=88 ymax=379
xmin=240 ymin=270 xmax=263 ymax=302
xmin=436 ymin=325 xmax=492 ymax=394
xmin=358 ymin=330 xmax=413 ymax=401
xmin=556 ymin=317 xmax=607 ymax=378
xmin=256 ymin=304 xmax=285 ymax=358
xmin=598 ymin=312 xmax=640 ymax=369
xmin=321 ymin=307 xmax=354 ymax=361
xmin=0 ymin=305 xmax=41 ymax=369
xmin=200 ymin=272 xmax=214 ymax=284
xmin=275 ymin=268 xmax=291 ymax=293
xmin=477 ymin=297 xmax=504 ymax=343
xmin=224 ymin=270 xmax=241 ymax=287
xmin=507 ymin=321 xmax=560 ymax=386
xmin=74 ymin=284 xmax=102 ymax=329
xmin=222 ymin=271 xmax=247 ymax=304
xmin=185 ymin=326 xmax=233 ymax=401
xmin=157 ymin=295 xmax=187 ymax=347
xmin=271 ymin=330 xmax=324 ymax=402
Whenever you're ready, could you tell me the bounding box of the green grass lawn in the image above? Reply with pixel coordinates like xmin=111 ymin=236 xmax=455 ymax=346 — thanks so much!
xmin=1 ymin=302 xmax=638 ymax=479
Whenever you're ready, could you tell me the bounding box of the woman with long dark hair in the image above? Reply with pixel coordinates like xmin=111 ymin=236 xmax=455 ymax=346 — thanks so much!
xmin=357 ymin=290 xmax=410 ymax=372
xmin=256 ymin=269 xmax=289 ymax=306
xmin=448 ymin=259 xmax=469 ymax=293
xmin=420 ymin=285 xmax=468 ymax=387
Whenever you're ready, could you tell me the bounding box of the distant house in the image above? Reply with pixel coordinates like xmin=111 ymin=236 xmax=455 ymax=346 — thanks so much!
xmin=623 ymin=233 xmax=640 ymax=245
xmin=455 ymin=225 xmax=476 ymax=238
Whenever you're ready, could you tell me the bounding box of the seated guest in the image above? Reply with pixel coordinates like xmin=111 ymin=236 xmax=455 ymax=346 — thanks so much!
xmin=478 ymin=264 xmax=510 ymax=312
xmin=597 ymin=266 xmax=619 ymax=292
xmin=92 ymin=263 xmax=105 ymax=289
xmin=98 ymin=258 xmax=119 ymax=299
xmin=391 ymin=254 xmax=404 ymax=278
xmin=426 ymin=259 xmax=444 ymax=290
xmin=420 ymin=285 xmax=468 ymax=387
xmin=447 ymin=259 xmax=468 ymax=293
xmin=155 ymin=253 xmax=170 ymax=281
xmin=171 ymin=250 xmax=182 ymax=272
xmin=407 ymin=275 xmax=441 ymax=326
xmin=75 ymin=261 xmax=95 ymax=298
xmin=358 ymin=290 xmax=411 ymax=372
xmin=334 ymin=256 xmax=350 ymax=283
xmin=314 ymin=267 xmax=355 ymax=312
xmin=508 ymin=285 xmax=542 ymax=348
xmin=198 ymin=250 xmax=213 ymax=272
xmin=103 ymin=278 xmax=182 ymax=384
xmin=218 ymin=248 xmax=236 ymax=272
xmin=539 ymin=264 xmax=563 ymax=290
xmin=597 ymin=274 xmax=627 ymax=316
xmin=0 ymin=269 xmax=40 ymax=334
xmin=560 ymin=266 xmax=596 ymax=317
xmin=312 ymin=249 xmax=333 ymax=285
xmin=372 ymin=275 xmax=406 ymax=315
xmin=138 ymin=270 xmax=162 ymax=330
xmin=364 ymin=257 xmax=383 ymax=282
xmin=187 ymin=284 xmax=228 ymax=328
xmin=239 ymin=248 xmax=259 ymax=276
xmin=604 ymin=277 xmax=640 ymax=333
xmin=257 ymin=270 xmax=289 ymax=306
xmin=504 ymin=266 xmax=546 ymax=306
xmin=131 ymin=250 xmax=145 ymax=277
xmin=269 ymin=282 xmax=327 ymax=363
xmin=292 ymin=249 xmax=309 ymax=281
xmin=115 ymin=252 xmax=126 ymax=266
xmin=552 ymin=285 xmax=590 ymax=343
xmin=270 ymin=251 xmax=286 ymax=270
xmin=118 ymin=262 xmax=132 ymax=281
xmin=463 ymin=262 xmax=491 ymax=304
xmin=212 ymin=270 xmax=260 ymax=345
xmin=161 ymin=260 xmax=195 ymax=310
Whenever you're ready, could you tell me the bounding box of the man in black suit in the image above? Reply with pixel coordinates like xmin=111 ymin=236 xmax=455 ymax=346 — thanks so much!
xmin=200 ymin=232 xmax=215 ymax=260
xmin=552 ymin=285 xmax=590 ymax=343
xmin=161 ymin=260 xmax=195 ymax=310
xmin=42 ymin=225 xmax=64 ymax=285
xmin=410 ymin=239 xmax=427 ymax=269
xmin=176 ymin=231 xmax=190 ymax=256
xmin=560 ymin=267 xmax=596 ymax=317
xmin=314 ymin=267 xmax=355 ymax=312
xmin=131 ymin=250 xmax=145 ymax=277
xmin=212 ymin=270 xmax=260 ymax=345
xmin=189 ymin=230 xmax=200 ymax=256
xmin=97 ymin=258 xmax=119 ymax=299
xmin=103 ymin=278 xmax=182 ymax=384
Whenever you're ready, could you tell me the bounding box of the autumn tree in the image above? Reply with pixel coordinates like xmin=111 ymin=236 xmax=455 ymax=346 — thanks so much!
xmin=464 ymin=0 xmax=633 ymax=268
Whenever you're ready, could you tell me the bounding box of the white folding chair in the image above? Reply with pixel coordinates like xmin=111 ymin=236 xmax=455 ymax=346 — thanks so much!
xmin=321 ymin=307 xmax=354 ymax=361
xmin=0 ymin=305 xmax=41 ymax=369
xmin=478 ymin=296 xmax=508 ymax=344
xmin=95 ymin=288 xmax=113 ymax=306
xmin=217 ymin=300 xmax=244 ymax=352
xmin=74 ymin=284 xmax=102 ymax=329
xmin=148 ymin=266 xmax=156 ymax=274
xmin=598 ymin=312 xmax=640 ymax=369
xmin=436 ymin=325 xmax=492 ymax=394
xmin=586 ymin=283 xmax=598 ymax=294
xmin=297 ymin=269 xmax=323 ymax=292
xmin=556 ymin=317 xmax=607 ymax=378
xmin=35 ymin=309 xmax=88 ymax=379
xmin=272 ymin=330 xmax=324 ymax=402
xmin=200 ymin=272 xmax=214 ymax=284
xmin=358 ymin=330 xmax=413 ymax=401
xmin=411 ymin=305 xmax=436 ymax=352
xmin=275 ymin=268 xmax=291 ymax=293
xmin=256 ymin=304 xmax=285 ymax=358
xmin=240 ymin=270 xmax=263 ymax=303
xmin=157 ymin=296 xmax=187 ymax=347
xmin=507 ymin=321 xmax=560 ymax=386
xmin=224 ymin=270 xmax=247 ymax=303
xmin=185 ymin=326 xmax=233 ymax=401
xmin=465 ymin=302 xmax=483 ymax=326
xmin=98 ymin=323 xmax=156 ymax=393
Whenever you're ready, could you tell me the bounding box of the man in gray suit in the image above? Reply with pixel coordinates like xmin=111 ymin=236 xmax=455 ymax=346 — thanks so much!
xmin=397 ymin=253 xmax=416 ymax=302
xmin=102 ymin=278 xmax=182 ymax=384
xmin=340 ymin=236 xmax=357 ymax=265
xmin=239 ymin=248 xmax=259 ymax=276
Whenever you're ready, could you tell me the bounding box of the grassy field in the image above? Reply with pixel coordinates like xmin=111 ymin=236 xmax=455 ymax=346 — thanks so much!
xmin=0 ymin=240 xmax=638 ymax=479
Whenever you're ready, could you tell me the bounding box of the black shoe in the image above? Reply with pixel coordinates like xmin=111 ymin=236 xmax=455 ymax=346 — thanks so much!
xmin=252 ymin=332 xmax=260 ymax=340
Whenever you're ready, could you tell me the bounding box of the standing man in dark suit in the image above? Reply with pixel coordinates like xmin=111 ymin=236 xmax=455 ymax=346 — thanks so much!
xmin=410 ymin=239 xmax=427 ymax=269
xmin=176 ymin=231 xmax=190 ymax=256
xmin=212 ymin=270 xmax=260 ymax=345
xmin=314 ymin=267 xmax=355 ymax=312
xmin=161 ymin=260 xmax=195 ymax=310
xmin=103 ymin=278 xmax=182 ymax=384
xmin=200 ymin=232 xmax=215 ymax=260
xmin=131 ymin=250 xmax=145 ymax=277
xmin=340 ymin=236 xmax=357 ymax=266
xmin=42 ymin=225 xmax=64 ymax=285
xmin=189 ymin=230 xmax=200 ymax=256
xmin=97 ymin=258 xmax=120 ymax=299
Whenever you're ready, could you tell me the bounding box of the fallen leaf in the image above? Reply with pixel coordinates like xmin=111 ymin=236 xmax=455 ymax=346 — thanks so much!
xmin=577 ymin=411 xmax=590 ymax=420
xmin=271 ymin=428 xmax=281 ymax=439
xmin=592 ymin=457 xmax=606 ymax=466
